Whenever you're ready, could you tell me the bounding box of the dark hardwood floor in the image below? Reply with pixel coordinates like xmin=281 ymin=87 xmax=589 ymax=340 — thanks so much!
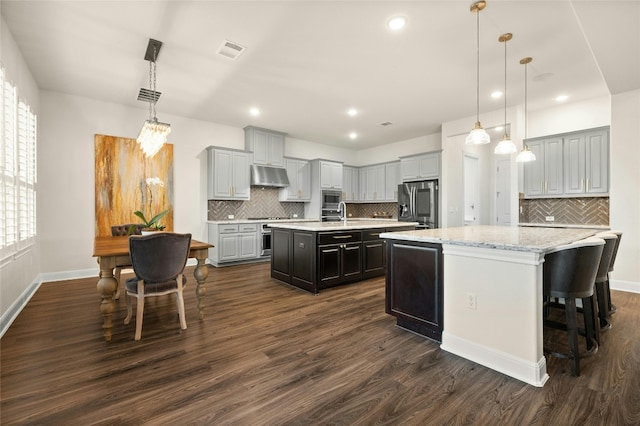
xmin=2 ymin=262 xmax=639 ymax=425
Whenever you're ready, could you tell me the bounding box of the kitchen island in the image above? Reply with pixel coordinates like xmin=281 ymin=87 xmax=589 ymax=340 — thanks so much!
xmin=268 ymin=220 xmax=417 ymax=294
xmin=380 ymin=225 xmax=599 ymax=387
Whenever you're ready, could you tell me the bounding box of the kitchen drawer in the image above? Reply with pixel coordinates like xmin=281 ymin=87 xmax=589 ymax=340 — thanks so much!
xmin=219 ymin=224 xmax=239 ymax=234
xmin=318 ymin=231 xmax=362 ymax=245
xmin=362 ymin=228 xmax=385 ymax=241
xmin=239 ymin=223 xmax=258 ymax=232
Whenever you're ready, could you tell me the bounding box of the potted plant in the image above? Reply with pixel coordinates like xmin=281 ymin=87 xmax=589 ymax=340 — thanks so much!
xmin=133 ymin=209 xmax=169 ymax=235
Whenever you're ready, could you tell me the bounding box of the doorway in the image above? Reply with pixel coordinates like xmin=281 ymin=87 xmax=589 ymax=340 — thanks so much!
xmin=463 ymin=153 xmax=480 ymax=225
xmin=495 ymin=158 xmax=511 ymax=225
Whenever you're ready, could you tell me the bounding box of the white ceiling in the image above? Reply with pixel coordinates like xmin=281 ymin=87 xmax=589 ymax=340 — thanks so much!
xmin=2 ymin=1 xmax=639 ymax=149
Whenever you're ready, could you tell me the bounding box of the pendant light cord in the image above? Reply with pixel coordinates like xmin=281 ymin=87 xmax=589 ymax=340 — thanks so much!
xmin=504 ymin=35 xmax=507 ymax=133
xmin=148 ymin=46 xmax=158 ymax=122
xmin=524 ymin=61 xmax=528 ymax=140
xmin=476 ymin=8 xmax=480 ymax=123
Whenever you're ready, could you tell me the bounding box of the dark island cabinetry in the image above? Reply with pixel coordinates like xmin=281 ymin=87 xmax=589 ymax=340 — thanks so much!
xmin=385 ymin=239 xmax=443 ymax=342
xmin=270 ymin=223 xmax=416 ymax=294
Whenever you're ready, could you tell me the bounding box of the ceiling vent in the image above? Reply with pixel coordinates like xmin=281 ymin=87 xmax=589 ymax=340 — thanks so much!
xmin=217 ymin=39 xmax=246 ymax=60
xmin=137 ymin=88 xmax=161 ymax=103
xmin=379 ymin=121 xmax=393 ymax=126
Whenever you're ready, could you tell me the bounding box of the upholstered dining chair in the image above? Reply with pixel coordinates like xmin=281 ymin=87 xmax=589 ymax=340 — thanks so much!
xmin=124 ymin=232 xmax=192 ymax=341
xmin=110 ymin=224 xmax=144 ymax=299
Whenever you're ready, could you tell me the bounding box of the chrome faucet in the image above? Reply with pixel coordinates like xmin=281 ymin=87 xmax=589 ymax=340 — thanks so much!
xmin=337 ymin=201 xmax=347 ymax=223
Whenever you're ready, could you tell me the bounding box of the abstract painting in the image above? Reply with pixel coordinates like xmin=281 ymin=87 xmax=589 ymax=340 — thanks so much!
xmin=95 ymin=134 xmax=174 ymax=236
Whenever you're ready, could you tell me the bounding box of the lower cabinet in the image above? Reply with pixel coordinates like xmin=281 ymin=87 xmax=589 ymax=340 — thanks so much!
xmin=318 ymin=231 xmax=362 ymax=289
xmin=385 ymin=239 xmax=443 ymax=342
xmin=362 ymin=229 xmax=386 ymax=278
xmin=208 ymin=223 xmax=258 ymax=266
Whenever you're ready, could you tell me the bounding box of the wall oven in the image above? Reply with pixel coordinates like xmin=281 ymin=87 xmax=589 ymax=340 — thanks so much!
xmin=321 ymin=190 xmax=342 ymax=222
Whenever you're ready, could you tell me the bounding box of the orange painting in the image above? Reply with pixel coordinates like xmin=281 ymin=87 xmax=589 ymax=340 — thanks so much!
xmin=94 ymin=134 xmax=174 ymax=236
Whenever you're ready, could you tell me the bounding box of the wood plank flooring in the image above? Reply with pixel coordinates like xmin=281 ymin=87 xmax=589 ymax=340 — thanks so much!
xmin=2 ymin=262 xmax=639 ymax=425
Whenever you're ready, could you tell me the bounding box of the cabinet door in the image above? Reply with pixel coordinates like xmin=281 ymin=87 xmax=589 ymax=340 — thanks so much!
xmin=342 ymin=166 xmax=356 ymax=201
xmin=544 ymin=137 xmax=564 ymax=196
xmin=267 ymin=133 xmax=285 ymax=167
xmin=363 ymin=240 xmax=385 ymax=276
xmin=563 ymin=134 xmax=586 ymax=194
xmin=523 ymin=141 xmax=544 ymax=197
xmin=400 ymin=157 xmax=420 ymax=181
xmin=365 ymin=167 xmax=376 ymax=201
xmin=219 ymin=234 xmax=239 ymax=261
xmin=385 ymin=162 xmax=400 ymax=201
xmin=320 ymin=162 xmax=333 ymax=189
xmin=238 ymin=233 xmax=257 ymax=258
xmin=212 ymin=149 xmax=233 ymax=198
xmin=341 ymin=243 xmax=362 ymax=279
xmin=331 ymin=163 xmax=343 ymax=189
xmin=232 ymin=152 xmax=251 ymax=199
xmin=251 ymin=130 xmax=270 ymax=165
xmin=418 ymin=154 xmax=439 ymax=178
xmin=359 ymin=168 xmax=367 ymax=201
xmin=318 ymin=245 xmax=341 ymax=286
xmin=585 ymin=130 xmax=608 ymax=194
xmin=298 ymin=160 xmax=311 ymax=200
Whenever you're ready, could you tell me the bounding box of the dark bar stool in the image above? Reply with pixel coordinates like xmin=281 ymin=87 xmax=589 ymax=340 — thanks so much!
xmin=604 ymin=231 xmax=622 ymax=315
xmin=594 ymin=232 xmax=620 ymax=330
xmin=543 ymin=237 xmax=604 ymax=376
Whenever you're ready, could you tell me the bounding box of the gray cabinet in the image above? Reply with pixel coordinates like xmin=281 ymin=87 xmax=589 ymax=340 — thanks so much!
xmin=319 ymin=160 xmax=343 ymax=190
xmin=524 ymin=127 xmax=609 ymax=198
xmin=342 ymin=166 xmax=359 ymax=202
xmin=362 ymin=164 xmax=385 ymax=201
xmin=524 ymin=137 xmax=563 ymax=197
xmin=385 ymin=161 xmax=400 ymax=201
xmin=208 ymin=223 xmax=258 ymax=265
xmin=564 ymin=128 xmax=609 ymax=195
xmin=279 ymin=158 xmax=311 ymax=201
xmin=400 ymin=152 xmax=440 ymax=181
xmin=207 ymin=147 xmax=251 ymax=200
xmin=244 ymin=126 xmax=285 ymax=167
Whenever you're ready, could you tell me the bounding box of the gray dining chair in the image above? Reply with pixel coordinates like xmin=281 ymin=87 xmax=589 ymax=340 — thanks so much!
xmin=110 ymin=224 xmax=144 ymax=299
xmin=124 ymin=232 xmax=192 ymax=340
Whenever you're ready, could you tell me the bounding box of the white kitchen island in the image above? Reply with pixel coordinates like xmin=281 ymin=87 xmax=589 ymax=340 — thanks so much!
xmin=380 ymin=225 xmax=600 ymax=387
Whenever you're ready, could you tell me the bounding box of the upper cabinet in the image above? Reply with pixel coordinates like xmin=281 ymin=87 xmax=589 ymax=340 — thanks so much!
xmin=342 ymin=166 xmax=359 ymax=202
xmin=524 ymin=137 xmax=564 ymax=197
xmin=279 ymin=158 xmax=311 ymax=202
xmin=523 ymin=127 xmax=609 ymax=198
xmin=385 ymin=161 xmax=400 ymax=201
xmin=400 ymin=152 xmax=440 ymax=181
xmin=563 ymin=128 xmax=609 ymax=195
xmin=360 ymin=164 xmax=385 ymax=202
xmin=207 ymin=147 xmax=251 ymax=200
xmin=319 ymin=160 xmax=343 ymax=190
xmin=244 ymin=126 xmax=286 ymax=168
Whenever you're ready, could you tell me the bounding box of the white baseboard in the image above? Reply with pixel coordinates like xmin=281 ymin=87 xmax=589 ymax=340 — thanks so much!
xmin=0 ymin=279 xmax=41 ymax=339
xmin=440 ymin=331 xmax=549 ymax=387
xmin=611 ymin=279 xmax=640 ymax=294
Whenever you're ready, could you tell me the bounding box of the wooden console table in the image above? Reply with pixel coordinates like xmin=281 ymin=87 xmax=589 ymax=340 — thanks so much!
xmin=93 ymin=236 xmax=213 ymax=341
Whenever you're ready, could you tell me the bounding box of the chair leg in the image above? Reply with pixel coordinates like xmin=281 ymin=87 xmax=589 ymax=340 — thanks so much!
xmin=124 ymin=290 xmax=133 ymax=325
xmin=135 ymin=280 xmax=145 ymax=341
xmin=581 ymin=295 xmax=599 ymax=351
xmin=565 ymin=298 xmax=580 ymax=377
xmin=176 ymin=291 xmax=187 ymax=330
xmin=606 ymin=274 xmax=617 ymax=314
xmin=595 ymin=280 xmax=611 ymax=330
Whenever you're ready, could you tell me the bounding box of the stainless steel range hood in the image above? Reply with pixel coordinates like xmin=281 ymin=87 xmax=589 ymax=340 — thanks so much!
xmin=250 ymin=165 xmax=290 ymax=187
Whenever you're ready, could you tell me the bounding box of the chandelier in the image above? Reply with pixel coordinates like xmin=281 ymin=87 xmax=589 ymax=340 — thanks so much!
xmin=466 ymin=1 xmax=491 ymax=145
xmin=137 ymin=38 xmax=171 ymax=158
xmin=494 ymin=33 xmax=517 ymax=154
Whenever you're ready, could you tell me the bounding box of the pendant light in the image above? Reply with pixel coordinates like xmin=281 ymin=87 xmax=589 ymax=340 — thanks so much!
xmin=466 ymin=1 xmax=491 ymax=145
xmin=137 ymin=38 xmax=171 ymax=158
xmin=516 ymin=57 xmax=536 ymax=162
xmin=494 ymin=33 xmax=517 ymax=154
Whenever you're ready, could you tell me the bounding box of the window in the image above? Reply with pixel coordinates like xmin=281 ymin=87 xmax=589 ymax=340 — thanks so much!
xmin=1 ymin=65 xmax=37 ymax=259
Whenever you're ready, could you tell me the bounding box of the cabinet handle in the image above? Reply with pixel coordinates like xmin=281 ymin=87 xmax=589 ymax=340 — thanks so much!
xmin=369 ymin=233 xmax=380 ymax=237
xmin=586 ymin=178 xmax=590 ymax=191
xmin=544 ymin=181 xmax=548 ymax=194
xmin=581 ymin=179 xmax=584 ymax=192
xmin=325 ymin=248 xmax=339 ymax=253
xmin=333 ymin=235 xmax=353 ymax=239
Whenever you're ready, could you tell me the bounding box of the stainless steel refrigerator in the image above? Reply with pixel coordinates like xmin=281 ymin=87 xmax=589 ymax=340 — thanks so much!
xmin=397 ymin=179 xmax=438 ymax=229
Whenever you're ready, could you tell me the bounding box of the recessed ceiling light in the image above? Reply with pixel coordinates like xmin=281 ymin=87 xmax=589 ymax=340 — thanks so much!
xmin=555 ymin=95 xmax=569 ymax=102
xmin=349 ymin=132 xmax=358 ymax=140
xmin=491 ymin=91 xmax=503 ymax=99
xmin=347 ymin=108 xmax=358 ymax=117
xmin=249 ymin=107 xmax=260 ymax=116
xmin=387 ymin=16 xmax=407 ymax=31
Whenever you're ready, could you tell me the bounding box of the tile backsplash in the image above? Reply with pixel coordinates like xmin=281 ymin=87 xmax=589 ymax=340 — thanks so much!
xmin=208 ymin=187 xmax=398 ymax=221
xmin=519 ymin=196 xmax=609 ymax=225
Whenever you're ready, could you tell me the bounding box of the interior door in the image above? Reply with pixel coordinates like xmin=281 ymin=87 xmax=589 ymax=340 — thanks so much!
xmin=463 ymin=153 xmax=480 ymax=225
xmin=495 ymin=158 xmax=511 ymax=225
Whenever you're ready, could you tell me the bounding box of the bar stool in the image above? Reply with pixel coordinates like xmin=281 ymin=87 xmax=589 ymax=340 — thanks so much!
xmin=605 ymin=231 xmax=622 ymax=314
xmin=594 ymin=232 xmax=620 ymax=330
xmin=543 ymin=237 xmax=604 ymax=376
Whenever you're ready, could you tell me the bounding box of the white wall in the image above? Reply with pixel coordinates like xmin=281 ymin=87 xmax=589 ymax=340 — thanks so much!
xmin=0 ymin=15 xmax=41 ymax=329
xmin=527 ymin=95 xmax=611 ymax=138
xmin=609 ymin=89 xmax=640 ymax=289
xmin=355 ymin=134 xmax=442 ymax=166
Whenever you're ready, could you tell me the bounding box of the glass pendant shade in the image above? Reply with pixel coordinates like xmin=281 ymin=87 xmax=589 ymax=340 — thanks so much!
xmin=516 ymin=145 xmax=536 ymax=162
xmin=494 ymin=134 xmax=517 ymax=154
xmin=466 ymin=122 xmax=491 ymax=145
xmin=137 ymin=119 xmax=171 ymax=157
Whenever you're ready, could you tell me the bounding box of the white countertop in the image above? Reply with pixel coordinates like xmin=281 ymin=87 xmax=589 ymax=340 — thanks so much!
xmin=266 ymin=220 xmax=418 ymax=231
xmin=380 ymin=225 xmax=599 ymax=253
xmin=207 ymin=218 xmax=316 ymax=225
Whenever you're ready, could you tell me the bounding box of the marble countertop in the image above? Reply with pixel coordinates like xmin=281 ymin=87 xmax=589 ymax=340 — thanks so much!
xmin=266 ymin=220 xmax=418 ymax=232
xmin=207 ymin=218 xmax=316 ymax=225
xmin=380 ymin=225 xmax=599 ymax=253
